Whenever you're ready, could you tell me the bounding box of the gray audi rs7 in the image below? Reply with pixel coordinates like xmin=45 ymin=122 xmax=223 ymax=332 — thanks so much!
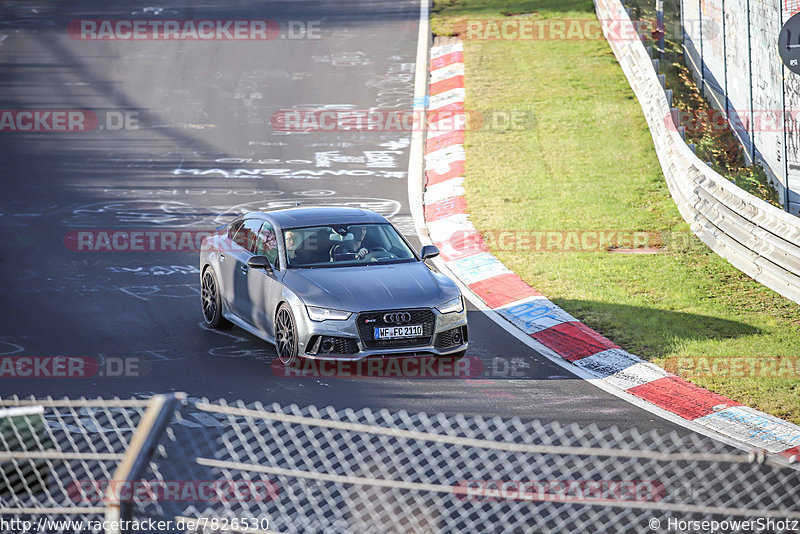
xmin=200 ymin=207 xmax=468 ymax=364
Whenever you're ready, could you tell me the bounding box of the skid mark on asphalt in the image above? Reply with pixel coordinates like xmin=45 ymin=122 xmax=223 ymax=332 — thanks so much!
xmin=0 ymin=338 xmax=25 ymax=355
xmin=108 ymin=264 xmax=200 ymax=276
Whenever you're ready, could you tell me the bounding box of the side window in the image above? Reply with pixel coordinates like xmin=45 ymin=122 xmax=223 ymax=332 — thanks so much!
xmin=232 ymin=219 xmax=263 ymax=253
xmin=254 ymin=222 xmax=278 ymax=266
xmin=228 ymin=220 xmax=244 ymax=241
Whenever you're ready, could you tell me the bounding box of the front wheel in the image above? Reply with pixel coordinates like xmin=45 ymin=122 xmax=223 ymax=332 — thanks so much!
xmin=275 ymin=304 xmax=299 ymax=365
xmin=201 ymin=268 xmax=231 ymax=329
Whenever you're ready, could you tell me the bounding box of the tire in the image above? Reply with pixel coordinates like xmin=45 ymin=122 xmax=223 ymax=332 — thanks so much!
xmin=275 ymin=303 xmax=299 ymax=365
xmin=201 ymin=268 xmax=231 ymax=329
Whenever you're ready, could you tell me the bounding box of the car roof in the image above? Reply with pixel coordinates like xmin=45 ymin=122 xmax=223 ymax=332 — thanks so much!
xmin=242 ymin=206 xmax=389 ymax=229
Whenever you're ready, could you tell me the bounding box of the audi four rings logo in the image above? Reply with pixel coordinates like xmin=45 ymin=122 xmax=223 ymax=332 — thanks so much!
xmin=383 ymin=312 xmax=412 ymax=324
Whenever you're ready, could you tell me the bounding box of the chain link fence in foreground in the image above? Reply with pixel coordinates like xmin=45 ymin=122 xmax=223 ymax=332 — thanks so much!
xmin=2 ymin=395 xmax=800 ymax=533
xmin=0 ymin=398 xmax=153 ymax=533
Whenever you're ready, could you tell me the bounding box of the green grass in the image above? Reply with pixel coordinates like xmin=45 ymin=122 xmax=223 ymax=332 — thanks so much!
xmin=432 ymin=1 xmax=800 ymax=424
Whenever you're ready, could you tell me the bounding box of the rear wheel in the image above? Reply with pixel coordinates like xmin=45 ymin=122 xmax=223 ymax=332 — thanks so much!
xmin=275 ymin=304 xmax=299 ymax=365
xmin=201 ymin=268 xmax=231 ymax=329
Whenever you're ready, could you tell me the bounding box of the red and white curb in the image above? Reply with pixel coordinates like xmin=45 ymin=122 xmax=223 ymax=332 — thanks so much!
xmin=421 ymin=39 xmax=800 ymax=459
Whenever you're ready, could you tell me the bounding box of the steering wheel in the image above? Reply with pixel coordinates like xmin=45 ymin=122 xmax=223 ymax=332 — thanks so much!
xmin=329 ymin=244 xmax=356 ymax=262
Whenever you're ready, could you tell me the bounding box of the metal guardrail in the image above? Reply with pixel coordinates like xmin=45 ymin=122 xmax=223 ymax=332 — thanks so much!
xmin=596 ymin=0 xmax=800 ymax=305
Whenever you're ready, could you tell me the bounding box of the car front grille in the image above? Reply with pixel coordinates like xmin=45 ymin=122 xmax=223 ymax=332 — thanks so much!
xmin=434 ymin=326 xmax=468 ymax=349
xmin=356 ymin=309 xmax=435 ymax=349
xmin=330 ymin=337 xmax=359 ymax=354
xmin=307 ymin=335 xmax=359 ymax=356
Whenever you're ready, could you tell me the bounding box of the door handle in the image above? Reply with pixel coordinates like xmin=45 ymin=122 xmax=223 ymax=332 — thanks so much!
xmin=219 ymin=253 xmax=226 ymax=261
xmin=240 ymin=264 xmax=248 ymax=275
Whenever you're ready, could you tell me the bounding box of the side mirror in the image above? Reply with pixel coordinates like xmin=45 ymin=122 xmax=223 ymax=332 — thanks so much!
xmin=247 ymin=255 xmax=273 ymax=270
xmin=420 ymin=245 xmax=440 ymax=260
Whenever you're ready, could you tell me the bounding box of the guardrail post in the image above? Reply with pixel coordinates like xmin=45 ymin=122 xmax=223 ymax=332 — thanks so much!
xmin=780 ymin=3 xmax=790 ymax=212
xmin=104 ymin=393 xmax=184 ymax=534
xmin=721 ymin=0 xmax=728 ymax=119
xmin=698 ymin=0 xmax=705 ymax=94
xmin=656 ymin=0 xmax=665 ymax=58
xmin=746 ymin=0 xmax=755 ymax=164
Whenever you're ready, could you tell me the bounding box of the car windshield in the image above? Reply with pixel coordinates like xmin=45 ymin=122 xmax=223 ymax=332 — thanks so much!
xmin=283 ymin=223 xmax=416 ymax=268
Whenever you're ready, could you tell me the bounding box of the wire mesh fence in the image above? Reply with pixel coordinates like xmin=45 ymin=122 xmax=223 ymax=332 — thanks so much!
xmin=145 ymin=399 xmax=800 ymax=533
xmin=2 ymin=395 xmax=800 ymax=533
xmin=0 ymin=397 xmax=153 ymax=534
xmin=653 ymin=0 xmax=799 ymax=212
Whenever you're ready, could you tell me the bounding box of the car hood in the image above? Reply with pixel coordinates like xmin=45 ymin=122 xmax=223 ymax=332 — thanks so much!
xmin=282 ymin=262 xmax=460 ymax=312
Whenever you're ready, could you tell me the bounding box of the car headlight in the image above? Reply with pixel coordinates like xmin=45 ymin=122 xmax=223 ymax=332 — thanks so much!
xmin=306 ymin=306 xmax=352 ymax=322
xmin=436 ymin=296 xmax=464 ymax=314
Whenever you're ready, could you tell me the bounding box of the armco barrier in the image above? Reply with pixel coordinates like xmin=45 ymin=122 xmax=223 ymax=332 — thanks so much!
xmin=594 ymin=0 xmax=800 ymax=305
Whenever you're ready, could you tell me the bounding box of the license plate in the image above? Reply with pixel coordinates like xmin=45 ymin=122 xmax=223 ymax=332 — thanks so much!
xmin=374 ymin=325 xmax=423 ymax=339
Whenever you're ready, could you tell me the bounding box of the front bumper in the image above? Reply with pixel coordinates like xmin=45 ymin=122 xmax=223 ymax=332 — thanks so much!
xmin=294 ymin=305 xmax=468 ymax=361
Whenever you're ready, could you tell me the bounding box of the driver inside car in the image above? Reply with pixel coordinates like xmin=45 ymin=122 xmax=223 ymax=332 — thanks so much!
xmin=331 ymin=225 xmax=371 ymax=260
xmin=347 ymin=226 xmax=370 ymax=259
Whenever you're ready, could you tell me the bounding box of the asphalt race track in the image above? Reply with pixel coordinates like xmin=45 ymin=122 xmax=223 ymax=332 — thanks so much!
xmin=0 ymin=0 xmax=697 ymax=433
